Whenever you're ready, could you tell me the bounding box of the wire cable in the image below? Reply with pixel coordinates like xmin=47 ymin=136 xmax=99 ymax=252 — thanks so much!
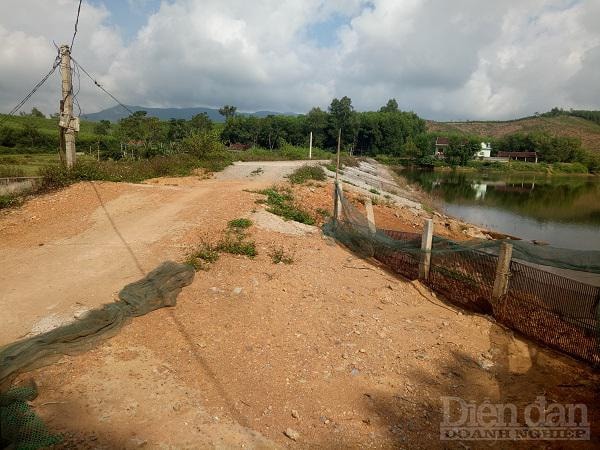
xmin=70 ymin=56 xmax=135 ymax=115
xmin=70 ymin=0 xmax=83 ymax=52
xmin=0 ymin=51 xmax=61 ymax=126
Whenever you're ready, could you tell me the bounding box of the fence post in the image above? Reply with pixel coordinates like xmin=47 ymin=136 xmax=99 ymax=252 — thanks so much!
xmin=492 ymin=242 xmax=513 ymax=303
xmin=419 ymin=219 xmax=434 ymax=281
xmin=365 ymin=197 xmax=376 ymax=234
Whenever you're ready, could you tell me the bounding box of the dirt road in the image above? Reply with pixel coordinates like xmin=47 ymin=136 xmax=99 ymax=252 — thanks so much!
xmin=1 ymin=160 xmax=598 ymax=448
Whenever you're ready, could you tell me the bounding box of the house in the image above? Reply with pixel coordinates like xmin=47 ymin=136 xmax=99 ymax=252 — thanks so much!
xmin=497 ymin=151 xmax=538 ymax=163
xmin=435 ymin=137 xmax=449 ymax=158
xmin=476 ymin=142 xmax=492 ymax=159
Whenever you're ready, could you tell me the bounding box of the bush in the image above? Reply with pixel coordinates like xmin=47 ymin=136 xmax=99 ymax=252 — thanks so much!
xmin=288 ymin=165 xmax=326 ymax=184
xmin=179 ymin=130 xmax=225 ymax=158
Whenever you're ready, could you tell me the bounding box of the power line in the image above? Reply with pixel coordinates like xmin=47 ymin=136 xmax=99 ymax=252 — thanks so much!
xmin=70 ymin=0 xmax=83 ymax=52
xmin=70 ymin=56 xmax=135 ymax=115
xmin=0 ymin=51 xmax=61 ymax=126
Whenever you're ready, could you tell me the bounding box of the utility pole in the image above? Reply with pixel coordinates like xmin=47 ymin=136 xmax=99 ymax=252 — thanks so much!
xmin=309 ymin=131 xmax=313 ymax=160
xmin=59 ymin=44 xmax=77 ymax=168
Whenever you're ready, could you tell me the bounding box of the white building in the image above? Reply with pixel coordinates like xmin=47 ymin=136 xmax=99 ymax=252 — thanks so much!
xmin=476 ymin=142 xmax=492 ymax=159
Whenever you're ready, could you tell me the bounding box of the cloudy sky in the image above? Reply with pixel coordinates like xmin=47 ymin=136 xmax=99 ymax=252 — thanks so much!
xmin=1 ymin=0 xmax=599 ymax=120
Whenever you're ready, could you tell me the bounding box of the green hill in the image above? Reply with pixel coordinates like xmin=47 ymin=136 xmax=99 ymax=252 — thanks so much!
xmin=427 ymin=115 xmax=600 ymax=154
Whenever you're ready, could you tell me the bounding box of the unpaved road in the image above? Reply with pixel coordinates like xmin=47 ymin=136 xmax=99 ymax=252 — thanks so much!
xmin=1 ymin=160 xmax=599 ymax=449
xmin=0 ymin=161 xmax=323 ymax=344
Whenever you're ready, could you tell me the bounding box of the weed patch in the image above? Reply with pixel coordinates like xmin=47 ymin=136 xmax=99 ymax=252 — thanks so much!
xmin=288 ymin=165 xmax=326 ymax=184
xmin=257 ymin=186 xmax=315 ymax=225
xmin=227 ymin=218 xmax=253 ymax=229
xmin=269 ymin=247 xmax=294 ymax=264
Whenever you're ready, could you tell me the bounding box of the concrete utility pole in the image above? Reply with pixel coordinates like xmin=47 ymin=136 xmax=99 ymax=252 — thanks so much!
xmin=309 ymin=132 xmax=313 ymax=160
xmin=59 ymin=44 xmax=77 ymax=168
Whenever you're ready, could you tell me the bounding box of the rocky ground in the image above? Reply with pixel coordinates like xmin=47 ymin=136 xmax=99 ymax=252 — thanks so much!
xmin=1 ymin=160 xmax=598 ymax=449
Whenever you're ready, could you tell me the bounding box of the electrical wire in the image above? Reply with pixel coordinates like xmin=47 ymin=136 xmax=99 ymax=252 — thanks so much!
xmin=70 ymin=55 xmax=135 ymax=115
xmin=0 ymin=51 xmax=61 ymax=126
xmin=70 ymin=0 xmax=83 ymax=52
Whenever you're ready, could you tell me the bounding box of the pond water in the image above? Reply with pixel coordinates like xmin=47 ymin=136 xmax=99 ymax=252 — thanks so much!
xmin=398 ymin=169 xmax=600 ymax=251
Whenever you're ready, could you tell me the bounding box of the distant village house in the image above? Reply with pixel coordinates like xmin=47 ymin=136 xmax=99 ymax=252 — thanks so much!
xmin=476 ymin=142 xmax=492 ymax=159
xmin=497 ymin=151 xmax=538 ymax=163
xmin=434 ymin=137 xmax=449 ymax=158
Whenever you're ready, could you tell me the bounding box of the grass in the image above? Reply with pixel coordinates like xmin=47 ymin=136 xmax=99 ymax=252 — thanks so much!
xmin=256 ymin=186 xmax=315 ymax=225
xmin=186 ymin=222 xmax=257 ymax=271
xmin=0 ymin=193 xmax=24 ymax=209
xmin=218 ymin=230 xmax=257 ymax=257
xmin=288 ymin=165 xmax=326 ymax=184
xmin=227 ymin=218 xmax=253 ymax=229
xmin=316 ymin=208 xmax=330 ymax=218
xmin=369 ymin=188 xmax=380 ymax=195
xmin=269 ymin=247 xmax=294 ymax=264
xmin=186 ymin=241 xmax=220 ymax=271
xmin=250 ymin=167 xmax=264 ymax=176
xmin=0 ymin=152 xmax=234 ymax=211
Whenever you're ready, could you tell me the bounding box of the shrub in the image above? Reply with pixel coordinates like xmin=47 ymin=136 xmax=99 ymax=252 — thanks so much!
xmin=179 ymin=130 xmax=225 ymax=158
xmin=288 ymin=165 xmax=326 ymax=184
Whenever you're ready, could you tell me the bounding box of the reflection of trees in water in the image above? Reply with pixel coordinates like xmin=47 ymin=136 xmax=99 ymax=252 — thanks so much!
xmin=399 ymin=169 xmax=600 ymax=225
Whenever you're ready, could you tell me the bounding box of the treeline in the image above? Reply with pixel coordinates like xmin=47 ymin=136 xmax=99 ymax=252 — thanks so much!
xmin=541 ymin=107 xmax=600 ymax=126
xmin=222 ymin=97 xmax=427 ymax=155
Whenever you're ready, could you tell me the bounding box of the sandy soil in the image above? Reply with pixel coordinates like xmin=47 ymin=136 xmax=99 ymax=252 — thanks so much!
xmin=1 ymin=161 xmax=598 ymax=449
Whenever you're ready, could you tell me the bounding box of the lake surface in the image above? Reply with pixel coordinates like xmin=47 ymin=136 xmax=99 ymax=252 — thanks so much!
xmin=398 ymin=169 xmax=600 ymax=251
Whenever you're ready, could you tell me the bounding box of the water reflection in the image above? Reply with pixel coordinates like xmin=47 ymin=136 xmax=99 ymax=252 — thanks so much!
xmin=398 ymin=169 xmax=600 ymax=250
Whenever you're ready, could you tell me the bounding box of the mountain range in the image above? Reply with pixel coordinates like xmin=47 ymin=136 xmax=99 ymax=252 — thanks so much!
xmin=82 ymin=105 xmax=297 ymax=123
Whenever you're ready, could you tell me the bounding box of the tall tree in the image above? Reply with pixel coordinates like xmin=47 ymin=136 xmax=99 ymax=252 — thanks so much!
xmin=328 ymin=96 xmax=357 ymax=149
xmin=219 ymin=105 xmax=237 ymax=120
xmin=379 ymin=99 xmax=399 ymax=113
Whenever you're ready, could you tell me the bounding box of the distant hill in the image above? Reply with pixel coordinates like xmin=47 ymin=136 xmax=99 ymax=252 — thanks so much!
xmin=427 ymin=115 xmax=600 ymax=154
xmin=82 ymin=105 xmax=298 ymax=123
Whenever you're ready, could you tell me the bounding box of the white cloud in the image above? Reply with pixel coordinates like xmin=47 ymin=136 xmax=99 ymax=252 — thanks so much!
xmin=0 ymin=0 xmax=599 ymax=119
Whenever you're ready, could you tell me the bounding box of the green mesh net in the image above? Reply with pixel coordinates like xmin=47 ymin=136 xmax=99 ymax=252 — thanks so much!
xmin=0 ymin=381 xmax=62 ymax=450
xmin=0 ymin=261 xmax=195 ymax=449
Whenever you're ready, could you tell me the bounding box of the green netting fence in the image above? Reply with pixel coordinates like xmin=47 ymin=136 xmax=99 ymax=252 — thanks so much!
xmin=326 ymin=183 xmax=600 ymax=367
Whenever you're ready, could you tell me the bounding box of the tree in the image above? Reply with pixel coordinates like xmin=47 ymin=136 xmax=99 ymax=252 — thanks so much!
xmin=219 ymin=105 xmax=237 ymax=120
xmin=22 ymin=120 xmax=41 ymax=147
xmin=30 ymin=107 xmax=45 ymax=118
xmin=304 ymin=107 xmax=329 ymax=149
xmin=93 ymin=120 xmax=111 ymax=136
xmin=167 ymin=118 xmax=189 ymax=141
xmin=379 ymin=99 xmax=399 ymax=113
xmin=190 ymin=113 xmax=213 ymax=133
xmin=328 ymin=96 xmax=357 ymax=149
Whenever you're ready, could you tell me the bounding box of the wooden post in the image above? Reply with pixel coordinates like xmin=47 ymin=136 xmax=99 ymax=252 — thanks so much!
xmin=333 ymin=182 xmax=339 ymax=225
xmin=335 ymin=128 xmax=341 ymax=182
xmin=365 ymin=197 xmax=376 ymax=234
xmin=492 ymin=242 xmax=513 ymax=302
xmin=309 ymin=132 xmax=313 ymax=160
xmin=59 ymin=44 xmax=76 ymax=169
xmin=419 ymin=219 xmax=434 ymax=280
